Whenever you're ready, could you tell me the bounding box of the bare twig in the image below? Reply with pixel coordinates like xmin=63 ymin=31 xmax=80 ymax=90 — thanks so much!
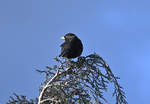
xmin=38 ymin=68 xmax=72 ymax=104
xmin=38 ymin=69 xmax=60 ymax=104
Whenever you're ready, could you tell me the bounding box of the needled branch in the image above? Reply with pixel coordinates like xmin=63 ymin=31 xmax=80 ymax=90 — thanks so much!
xmin=37 ymin=53 xmax=128 ymax=104
xmin=7 ymin=53 xmax=127 ymax=104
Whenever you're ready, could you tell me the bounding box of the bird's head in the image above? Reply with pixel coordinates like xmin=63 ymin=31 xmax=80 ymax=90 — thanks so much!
xmin=61 ymin=33 xmax=77 ymax=41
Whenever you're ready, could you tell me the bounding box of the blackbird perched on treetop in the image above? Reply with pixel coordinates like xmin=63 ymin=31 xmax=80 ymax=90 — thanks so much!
xmin=59 ymin=33 xmax=83 ymax=59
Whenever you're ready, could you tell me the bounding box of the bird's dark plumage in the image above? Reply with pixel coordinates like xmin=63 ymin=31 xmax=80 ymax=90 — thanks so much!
xmin=59 ymin=33 xmax=83 ymax=59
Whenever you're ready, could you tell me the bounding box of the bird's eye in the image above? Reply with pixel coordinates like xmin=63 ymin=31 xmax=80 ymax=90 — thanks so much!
xmin=65 ymin=36 xmax=70 ymax=39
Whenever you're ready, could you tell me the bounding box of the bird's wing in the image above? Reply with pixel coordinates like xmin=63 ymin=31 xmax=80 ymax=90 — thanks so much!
xmin=59 ymin=42 xmax=72 ymax=57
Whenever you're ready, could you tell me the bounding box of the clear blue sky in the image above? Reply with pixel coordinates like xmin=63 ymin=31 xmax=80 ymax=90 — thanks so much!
xmin=0 ymin=0 xmax=150 ymax=103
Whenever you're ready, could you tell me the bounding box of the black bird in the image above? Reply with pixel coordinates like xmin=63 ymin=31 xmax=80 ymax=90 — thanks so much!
xmin=59 ymin=33 xmax=83 ymax=59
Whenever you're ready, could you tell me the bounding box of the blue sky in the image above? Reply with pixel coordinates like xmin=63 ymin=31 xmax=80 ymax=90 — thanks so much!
xmin=0 ymin=0 xmax=150 ymax=103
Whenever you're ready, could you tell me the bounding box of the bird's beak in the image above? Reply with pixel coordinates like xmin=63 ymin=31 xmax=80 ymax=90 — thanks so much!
xmin=60 ymin=36 xmax=65 ymax=39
